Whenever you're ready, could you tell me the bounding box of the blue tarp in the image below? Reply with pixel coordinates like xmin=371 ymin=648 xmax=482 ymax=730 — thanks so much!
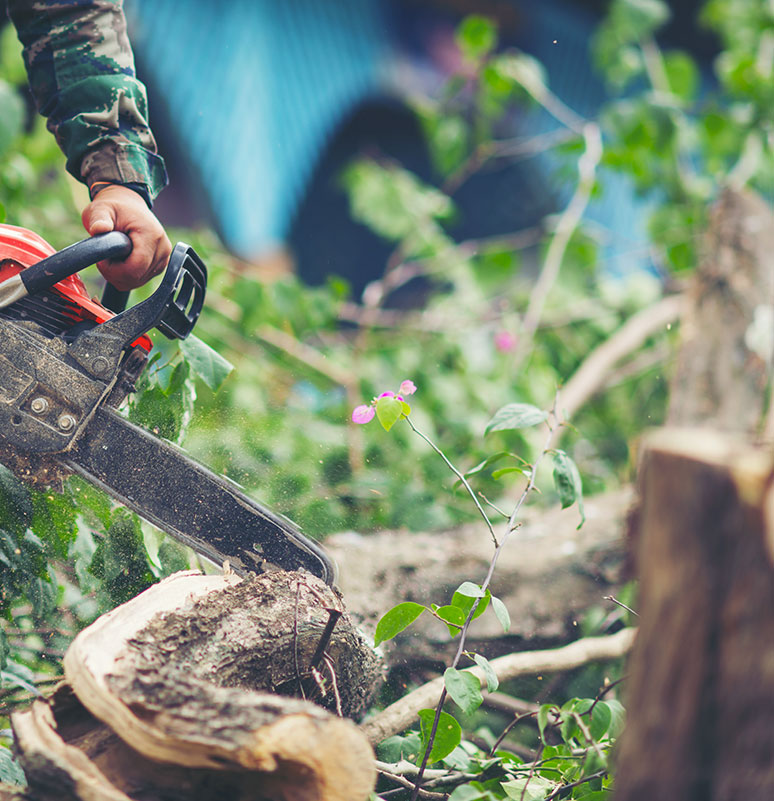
xmin=126 ymin=0 xmax=649 ymax=276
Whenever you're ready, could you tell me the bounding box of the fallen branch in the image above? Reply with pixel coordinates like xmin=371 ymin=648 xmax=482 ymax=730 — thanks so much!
xmin=555 ymin=294 xmax=684 ymax=434
xmin=361 ymin=628 xmax=636 ymax=745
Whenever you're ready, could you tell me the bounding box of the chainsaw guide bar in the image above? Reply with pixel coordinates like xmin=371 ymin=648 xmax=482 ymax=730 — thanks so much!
xmin=63 ymin=407 xmax=334 ymax=584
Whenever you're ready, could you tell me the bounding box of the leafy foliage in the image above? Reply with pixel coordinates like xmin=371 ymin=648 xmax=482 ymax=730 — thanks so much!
xmin=0 ymin=1 xmax=762 ymax=797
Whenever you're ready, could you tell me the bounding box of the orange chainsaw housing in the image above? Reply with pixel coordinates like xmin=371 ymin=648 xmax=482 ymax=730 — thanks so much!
xmin=0 ymin=223 xmax=152 ymax=351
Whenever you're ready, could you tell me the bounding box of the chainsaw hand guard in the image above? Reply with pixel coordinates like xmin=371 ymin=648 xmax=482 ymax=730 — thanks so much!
xmin=67 ymin=243 xmax=207 ymax=377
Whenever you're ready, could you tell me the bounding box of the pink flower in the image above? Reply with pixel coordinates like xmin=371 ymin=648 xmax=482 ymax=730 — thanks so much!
xmin=351 ymin=379 xmax=417 ymax=427
xmin=352 ymin=405 xmax=375 ymax=425
xmin=494 ymin=331 xmax=517 ymax=352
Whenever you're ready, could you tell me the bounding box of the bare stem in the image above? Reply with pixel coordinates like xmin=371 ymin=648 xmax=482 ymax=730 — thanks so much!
xmin=404 ymin=416 xmax=498 ymax=547
xmin=408 ymin=405 xmax=560 ymax=799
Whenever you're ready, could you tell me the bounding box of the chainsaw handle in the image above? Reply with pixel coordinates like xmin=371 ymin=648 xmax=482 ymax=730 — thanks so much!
xmin=20 ymin=232 xmax=132 ymax=297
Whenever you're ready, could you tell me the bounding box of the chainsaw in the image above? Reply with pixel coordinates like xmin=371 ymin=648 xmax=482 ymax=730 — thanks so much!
xmin=0 ymin=224 xmax=334 ymax=585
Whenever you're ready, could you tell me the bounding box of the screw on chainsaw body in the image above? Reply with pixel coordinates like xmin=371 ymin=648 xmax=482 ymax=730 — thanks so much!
xmin=30 ymin=397 xmax=49 ymax=414
xmin=91 ymin=357 xmax=108 ymax=374
xmin=57 ymin=414 xmax=76 ymax=431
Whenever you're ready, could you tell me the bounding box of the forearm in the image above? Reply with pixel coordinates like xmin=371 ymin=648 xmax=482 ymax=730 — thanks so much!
xmin=7 ymin=0 xmax=167 ymax=200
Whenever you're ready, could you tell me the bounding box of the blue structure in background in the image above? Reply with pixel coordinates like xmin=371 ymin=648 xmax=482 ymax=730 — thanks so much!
xmin=125 ymin=0 xmax=653 ymax=289
xmin=127 ymin=0 xmax=394 ymax=258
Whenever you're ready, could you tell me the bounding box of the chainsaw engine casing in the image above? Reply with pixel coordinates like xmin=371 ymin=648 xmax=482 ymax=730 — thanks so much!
xmin=0 ymin=224 xmax=205 ymax=485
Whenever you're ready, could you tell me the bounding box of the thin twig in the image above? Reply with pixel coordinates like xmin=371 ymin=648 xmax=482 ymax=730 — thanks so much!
xmin=489 ymin=711 xmax=536 ymax=756
xmin=405 ymin=416 xmax=498 ymax=547
xmin=544 ymin=770 xmax=607 ymax=801
xmin=322 ymin=654 xmax=343 ymax=717
xmin=604 ymin=595 xmax=639 ymax=617
xmin=513 ymin=123 xmax=603 ymax=369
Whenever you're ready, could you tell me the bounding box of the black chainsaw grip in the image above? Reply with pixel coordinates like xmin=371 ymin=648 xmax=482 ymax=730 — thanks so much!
xmin=20 ymin=232 xmax=132 ymax=297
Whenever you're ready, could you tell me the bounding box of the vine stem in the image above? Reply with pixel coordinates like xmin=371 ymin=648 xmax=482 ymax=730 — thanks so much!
xmin=404 ymin=415 xmax=498 ymax=547
xmin=408 ymin=404 xmax=559 ymax=800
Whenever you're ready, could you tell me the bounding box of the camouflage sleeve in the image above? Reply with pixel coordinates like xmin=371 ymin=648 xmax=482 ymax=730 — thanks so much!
xmin=6 ymin=0 xmax=168 ymax=202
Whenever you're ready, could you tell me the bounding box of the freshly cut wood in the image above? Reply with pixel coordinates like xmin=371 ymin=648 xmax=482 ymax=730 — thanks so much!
xmin=614 ymin=428 xmax=774 ymax=800
xmin=12 ymin=569 xmax=380 ymax=801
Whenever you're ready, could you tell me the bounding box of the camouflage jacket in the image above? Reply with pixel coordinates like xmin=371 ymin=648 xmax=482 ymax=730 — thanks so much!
xmin=6 ymin=0 xmax=167 ymax=202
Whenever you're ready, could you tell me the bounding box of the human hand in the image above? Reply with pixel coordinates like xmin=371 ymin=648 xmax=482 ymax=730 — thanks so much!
xmin=81 ymin=184 xmax=173 ymax=290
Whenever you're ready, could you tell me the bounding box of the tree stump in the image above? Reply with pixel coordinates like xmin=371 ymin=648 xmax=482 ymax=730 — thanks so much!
xmin=614 ymin=428 xmax=774 ymax=800
xmin=10 ymin=570 xmax=382 ymax=801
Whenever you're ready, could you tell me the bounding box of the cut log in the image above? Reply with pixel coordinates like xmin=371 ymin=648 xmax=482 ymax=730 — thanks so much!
xmin=12 ymin=570 xmax=381 ymax=801
xmin=614 ymin=428 xmax=774 ymax=800
xmin=327 ymin=488 xmax=631 ymax=661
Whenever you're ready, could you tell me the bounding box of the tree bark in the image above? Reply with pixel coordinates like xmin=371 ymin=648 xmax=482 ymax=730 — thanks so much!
xmin=614 ymin=428 xmax=774 ymax=801
xmin=11 ymin=570 xmax=381 ymax=801
xmin=666 ymin=187 xmax=774 ymax=435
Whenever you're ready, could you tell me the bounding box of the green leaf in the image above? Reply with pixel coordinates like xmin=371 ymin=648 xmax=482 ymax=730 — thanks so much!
xmin=463 ymin=452 xmax=518 ymax=478
xmin=452 ymin=586 xmax=490 ymax=622
xmin=376 ymin=732 xmax=423 ymax=764
xmin=454 ymin=581 xmax=486 ymax=598
xmin=537 ymin=704 xmax=554 ymax=739
xmin=0 ymin=668 xmax=40 ymax=697
xmin=180 ymin=335 xmax=234 ymax=391
xmin=374 ymin=601 xmax=426 ymax=646
xmin=491 ymin=595 xmax=511 ymax=632
xmin=375 ymin=395 xmax=404 ymax=431
xmin=663 ymin=50 xmax=699 ymax=102
xmin=590 ymin=701 xmax=613 ymax=741
xmin=342 ymin=160 xmax=453 ymax=248
xmin=489 ymin=53 xmax=548 ymax=100
xmin=26 ymin=575 xmax=56 ymax=618
xmin=442 ymin=745 xmax=472 ymax=771
xmin=456 ymin=15 xmax=497 ymax=63
xmin=89 ymin=510 xmax=155 ymax=607
xmin=491 ymin=466 xmax=531 ymax=481
xmin=0 ymin=464 xmax=32 ymax=534
xmin=435 ymin=604 xmax=466 ymax=636
xmin=129 ymin=360 xmax=195 ymax=444
xmin=613 ymin=0 xmax=670 ymax=39
xmin=444 ymin=667 xmax=484 ymax=716
xmin=485 ymin=403 xmax=547 ymax=435
xmin=551 ymin=450 xmax=585 ymax=527
xmin=0 ymin=745 xmax=26 ymax=787
xmin=502 ymin=775 xmax=556 ymax=800
xmin=560 ymin=710 xmax=581 ymax=745
xmin=472 ymin=653 xmax=499 ymax=693
xmin=0 ymin=628 xmax=8 ymax=671
xmin=418 ymin=708 xmax=462 ymax=763
xmin=67 ymin=476 xmax=113 ymax=530
xmin=157 ymin=538 xmax=191 ymax=576
xmin=31 ymin=489 xmax=78 ymax=560
xmin=606 ymin=699 xmax=626 ymax=739
xmin=448 ymin=785 xmax=487 ymax=801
